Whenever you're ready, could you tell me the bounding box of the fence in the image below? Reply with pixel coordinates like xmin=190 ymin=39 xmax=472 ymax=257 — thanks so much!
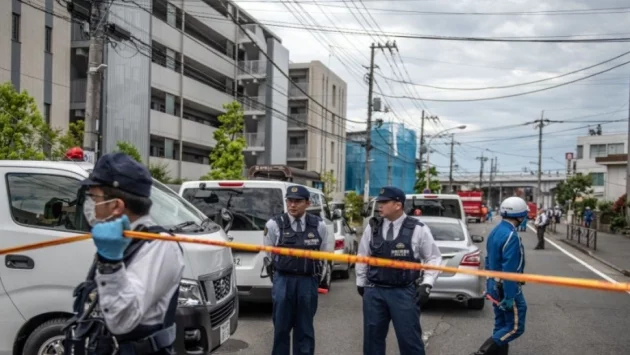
xmin=566 ymin=223 xmax=598 ymax=251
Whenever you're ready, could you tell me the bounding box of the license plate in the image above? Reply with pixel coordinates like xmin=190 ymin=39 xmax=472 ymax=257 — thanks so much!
xmin=220 ymin=320 xmax=230 ymax=344
xmin=233 ymin=257 xmax=241 ymax=266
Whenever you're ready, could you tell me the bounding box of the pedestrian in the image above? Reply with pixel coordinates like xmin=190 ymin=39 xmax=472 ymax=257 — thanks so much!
xmin=263 ymin=185 xmax=328 ymax=355
xmin=554 ymin=205 xmax=562 ymax=224
xmin=534 ymin=208 xmax=548 ymax=250
xmin=470 ymin=196 xmax=528 ymax=355
xmin=356 ymin=186 xmax=442 ymax=355
xmin=481 ymin=205 xmax=488 ymax=223
xmin=518 ymin=214 xmax=528 ymax=232
xmin=583 ymin=206 xmax=594 ymax=228
xmin=487 ymin=207 xmax=493 ymax=222
xmin=64 ymin=152 xmax=185 ymax=355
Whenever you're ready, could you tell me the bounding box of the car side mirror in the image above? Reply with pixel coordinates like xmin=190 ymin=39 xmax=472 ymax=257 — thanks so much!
xmin=332 ymin=208 xmax=343 ymax=220
xmin=471 ymin=235 xmax=484 ymax=243
xmin=351 ymin=227 xmax=357 ymax=234
xmin=221 ymin=208 xmax=234 ymax=232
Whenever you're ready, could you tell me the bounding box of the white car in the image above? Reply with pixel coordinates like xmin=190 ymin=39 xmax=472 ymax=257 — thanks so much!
xmin=413 ymin=216 xmax=486 ymax=310
xmin=178 ymin=180 xmax=335 ymax=303
xmin=331 ymin=213 xmax=359 ymax=279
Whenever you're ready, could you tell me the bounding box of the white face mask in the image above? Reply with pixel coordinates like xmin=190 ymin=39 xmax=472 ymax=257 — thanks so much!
xmin=83 ymin=196 xmax=116 ymax=226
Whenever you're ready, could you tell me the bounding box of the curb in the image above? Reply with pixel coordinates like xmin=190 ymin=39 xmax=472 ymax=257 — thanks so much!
xmin=556 ymin=238 xmax=630 ymax=277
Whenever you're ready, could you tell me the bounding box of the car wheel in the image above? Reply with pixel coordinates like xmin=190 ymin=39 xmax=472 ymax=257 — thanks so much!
xmin=319 ymin=262 xmax=332 ymax=290
xmin=468 ymin=298 xmax=485 ymax=310
xmin=339 ymin=263 xmax=351 ymax=279
xmin=23 ymin=318 xmax=68 ymax=355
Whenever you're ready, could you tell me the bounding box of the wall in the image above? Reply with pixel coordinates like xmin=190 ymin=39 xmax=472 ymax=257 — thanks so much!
xmin=606 ymin=165 xmax=626 ymax=201
xmin=264 ymin=38 xmax=288 ymax=165
xmin=575 ymin=133 xmax=627 ymax=199
xmin=102 ymin=0 xmax=153 ymax=163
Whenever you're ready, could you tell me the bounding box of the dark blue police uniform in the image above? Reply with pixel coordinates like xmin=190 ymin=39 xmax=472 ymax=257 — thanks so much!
xmin=264 ymin=185 xmax=328 ymax=355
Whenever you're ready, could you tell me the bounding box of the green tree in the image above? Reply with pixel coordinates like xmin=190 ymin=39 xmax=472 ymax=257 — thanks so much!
xmin=148 ymin=162 xmax=172 ymax=184
xmin=0 ymin=82 xmax=50 ymax=160
xmin=321 ymin=170 xmax=337 ymax=202
xmin=53 ymin=120 xmax=85 ymax=158
xmin=554 ymin=174 xmax=593 ymax=207
xmin=203 ymin=101 xmax=246 ymax=180
xmin=414 ymin=166 xmax=440 ymax=193
xmin=114 ymin=141 xmax=143 ymax=163
xmin=343 ymin=191 xmax=364 ymax=224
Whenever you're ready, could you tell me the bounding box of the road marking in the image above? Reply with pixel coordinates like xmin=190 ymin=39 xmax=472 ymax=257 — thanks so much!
xmin=527 ymin=224 xmax=630 ymax=296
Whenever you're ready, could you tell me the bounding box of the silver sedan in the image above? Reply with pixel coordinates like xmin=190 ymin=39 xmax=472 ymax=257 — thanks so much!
xmin=332 ymin=217 xmax=359 ymax=279
xmin=413 ymin=216 xmax=487 ymax=310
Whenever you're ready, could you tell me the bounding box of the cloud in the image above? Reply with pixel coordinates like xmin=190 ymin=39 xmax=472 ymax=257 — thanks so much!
xmin=234 ymin=0 xmax=630 ymax=176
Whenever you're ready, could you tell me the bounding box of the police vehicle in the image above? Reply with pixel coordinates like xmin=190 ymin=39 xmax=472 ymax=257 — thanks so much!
xmin=0 ymin=160 xmax=238 ymax=355
xmin=177 ymin=180 xmax=336 ymax=303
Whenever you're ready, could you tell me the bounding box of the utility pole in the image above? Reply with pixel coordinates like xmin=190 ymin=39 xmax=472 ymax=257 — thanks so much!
xmin=364 ymin=41 xmax=397 ymax=205
xmin=626 ymin=76 xmax=630 ymax=223
xmin=387 ymin=127 xmax=392 ymax=185
xmin=533 ymin=111 xmax=552 ymax=207
xmin=488 ymin=157 xmax=496 ymax=207
xmin=418 ymin=110 xmax=439 ymax=176
xmin=448 ymin=134 xmax=456 ymax=192
xmin=476 ymin=152 xmax=488 ymax=190
xmin=83 ymin=0 xmax=106 ymax=157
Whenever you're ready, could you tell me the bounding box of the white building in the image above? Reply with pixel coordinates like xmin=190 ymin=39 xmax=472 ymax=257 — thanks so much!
xmin=2 ymin=0 xmax=71 ymax=134
xmin=288 ymin=61 xmax=347 ymax=199
xmin=69 ymin=0 xmax=289 ymax=180
xmin=575 ymin=132 xmax=627 ymax=201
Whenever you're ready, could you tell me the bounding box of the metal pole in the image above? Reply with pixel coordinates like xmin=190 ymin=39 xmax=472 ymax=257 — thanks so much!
xmin=387 ymin=124 xmax=392 ymax=185
xmin=363 ymin=43 xmax=376 ymax=205
xmin=626 ymin=77 xmax=630 ymax=223
xmin=418 ymin=110 xmax=425 ymax=175
xmin=488 ymin=157 xmax=494 ymax=207
xmin=83 ymin=0 xmax=106 ymax=155
xmin=425 ymin=148 xmax=431 ymax=190
xmin=538 ymin=110 xmax=544 ymax=207
xmin=448 ymin=134 xmax=454 ymax=192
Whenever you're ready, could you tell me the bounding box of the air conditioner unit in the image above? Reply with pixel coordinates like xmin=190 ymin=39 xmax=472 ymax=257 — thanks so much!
xmin=75 ymin=109 xmax=85 ymax=117
xmin=75 ymin=48 xmax=88 ymax=57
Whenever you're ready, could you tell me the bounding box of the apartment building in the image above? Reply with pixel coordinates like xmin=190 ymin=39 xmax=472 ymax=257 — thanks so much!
xmin=574 ymin=132 xmax=627 ymax=201
xmin=287 ymin=61 xmax=347 ymax=198
xmin=69 ymin=0 xmax=289 ymax=180
xmin=2 ymin=0 xmax=71 ymax=134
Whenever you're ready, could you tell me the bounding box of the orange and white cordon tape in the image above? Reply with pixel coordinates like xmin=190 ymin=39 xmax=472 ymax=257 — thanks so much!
xmin=0 ymin=230 xmax=628 ymax=293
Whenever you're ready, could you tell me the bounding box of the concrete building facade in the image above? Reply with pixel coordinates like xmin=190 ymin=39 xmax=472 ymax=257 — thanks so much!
xmin=574 ymin=133 xmax=627 ymax=201
xmin=287 ymin=61 xmax=347 ymax=197
xmin=68 ymin=0 xmax=290 ymax=180
xmin=2 ymin=0 xmax=71 ymax=134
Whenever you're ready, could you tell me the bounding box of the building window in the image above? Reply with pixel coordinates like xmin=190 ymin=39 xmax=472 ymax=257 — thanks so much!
xmin=167 ymin=3 xmax=177 ymax=27
xmin=45 ymin=26 xmax=52 ymax=52
xmin=331 ymin=114 xmax=336 ymax=134
xmin=589 ymin=144 xmax=607 ymax=159
xmin=165 ymin=94 xmax=175 ymax=115
xmin=591 ymin=172 xmax=604 ymax=186
xmin=576 ymin=145 xmax=583 ymax=159
xmin=608 ymin=143 xmax=624 ymax=155
xmin=12 ymin=13 xmax=20 ymax=41
xmin=331 ymin=141 xmax=335 ymax=163
xmin=44 ymin=104 xmax=51 ymax=124
xmin=332 ymin=85 xmax=337 ymax=107
xmin=166 ymin=48 xmax=176 ymax=70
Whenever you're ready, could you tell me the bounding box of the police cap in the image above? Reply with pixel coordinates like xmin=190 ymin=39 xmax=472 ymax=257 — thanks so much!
xmin=375 ymin=186 xmax=405 ymax=203
xmin=81 ymin=152 xmax=152 ymax=198
xmin=285 ymin=185 xmax=310 ymax=200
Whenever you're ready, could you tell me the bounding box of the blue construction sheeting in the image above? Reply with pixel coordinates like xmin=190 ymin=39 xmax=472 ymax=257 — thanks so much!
xmin=345 ymin=122 xmax=417 ymax=197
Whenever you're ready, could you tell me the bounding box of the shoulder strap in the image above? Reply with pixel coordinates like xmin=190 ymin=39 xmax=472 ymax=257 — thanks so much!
xmin=274 ymin=214 xmax=291 ymax=229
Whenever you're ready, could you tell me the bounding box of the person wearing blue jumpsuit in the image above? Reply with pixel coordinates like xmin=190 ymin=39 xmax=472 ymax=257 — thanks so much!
xmin=518 ymin=215 xmax=528 ymax=232
xmin=263 ymin=185 xmax=328 ymax=355
xmin=356 ymin=186 xmax=442 ymax=355
xmin=583 ymin=206 xmax=594 ymax=228
xmin=470 ymin=196 xmax=528 ymax=355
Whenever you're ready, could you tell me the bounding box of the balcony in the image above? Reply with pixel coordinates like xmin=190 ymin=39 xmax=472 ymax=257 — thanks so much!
xmin=244 ymin=132 xmax=265 ymax=150
xmin=150 ymin=110 xmax=218 ymax=148
xmin=71 ymin=78 xmax=87 ymax=104
xmin=289 ymin=82 xmax=308 ymax=97
xmin=71 ymin=22 xmax=89 ymax=46
xmin=239 ymin=24 xmax=267 ymax=51
xmin=152 ymin=16 xmax=181 ymax=53
xmin=288 ymin=113 xmax=308 ymax=129
xmin=238 ymin=60 xmax=267 ymax=77
xmin=238 ymin=96 xmax=266 ymax=113
xmin=184 ymin=35 xmax=235 ymax=78
xmin=149 ymin=157 xmax=211 ymax=181
xmin=287 ymin=144 xmax=307 ymax=159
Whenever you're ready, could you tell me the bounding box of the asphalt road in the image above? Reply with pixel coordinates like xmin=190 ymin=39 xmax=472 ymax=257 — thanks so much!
xmin=216 ymin=219 xmax=630 ymax=354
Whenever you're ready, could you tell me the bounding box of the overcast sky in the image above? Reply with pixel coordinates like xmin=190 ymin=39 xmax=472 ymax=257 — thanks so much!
xmin=234 ymin=0 xmax=630 ymax=178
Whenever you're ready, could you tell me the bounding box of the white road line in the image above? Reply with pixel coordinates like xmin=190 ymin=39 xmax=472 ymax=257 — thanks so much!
xmin=527 ymin=224 xmax=630 ymax=296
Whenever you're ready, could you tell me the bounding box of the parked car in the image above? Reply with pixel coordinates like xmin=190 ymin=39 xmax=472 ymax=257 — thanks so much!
xmin=331 ymin=210 xmax=359 ymax=279
xmin=412 ymin=216 xmax=486 ymax=310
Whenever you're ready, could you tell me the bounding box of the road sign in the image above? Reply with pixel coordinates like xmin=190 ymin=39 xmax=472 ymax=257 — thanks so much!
xmin=565 ymin=152 xmax=574 ymax=160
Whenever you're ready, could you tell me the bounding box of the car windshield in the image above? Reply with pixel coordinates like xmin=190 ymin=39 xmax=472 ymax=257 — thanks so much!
xmin=404 ymin=199 xmax=462 ymax=219
xmin=182 ymin=187 xmax=284 ymax=231
xmin=422 ymin=221 xmax=466 ymax=242
xmin=150 ymin=180 xmax=219 ymax=232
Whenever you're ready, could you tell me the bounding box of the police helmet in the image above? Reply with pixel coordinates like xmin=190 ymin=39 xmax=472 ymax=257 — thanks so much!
xmin=499 ymin=196 xmax=528 ymax=219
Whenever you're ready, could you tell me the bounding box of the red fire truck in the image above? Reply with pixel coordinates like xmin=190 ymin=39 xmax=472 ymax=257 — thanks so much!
xmin=457 ymin=191 xmax=484 ymax=223
xmin=527 ymin=202 xmax=537 ymax=220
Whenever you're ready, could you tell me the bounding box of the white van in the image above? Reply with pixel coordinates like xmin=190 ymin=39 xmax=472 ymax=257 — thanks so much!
xmin=364 ymin=193 xmax=466 ymax=229
xmin=178 ymin=180 xmax=335 ymax=303
xmin=0 ymin=160 xmax=238 ymax=355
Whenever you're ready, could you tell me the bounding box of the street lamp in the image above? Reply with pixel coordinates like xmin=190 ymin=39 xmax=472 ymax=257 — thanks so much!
xmin=425 ymin=125 xmax=467 ymax=191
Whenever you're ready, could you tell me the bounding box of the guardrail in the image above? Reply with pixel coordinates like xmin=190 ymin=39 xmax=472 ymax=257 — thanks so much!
xmin=566 ymin=223 xmax=597 ymax=250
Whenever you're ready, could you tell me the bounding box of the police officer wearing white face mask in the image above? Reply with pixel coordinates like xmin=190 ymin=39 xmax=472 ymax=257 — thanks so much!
xmin=64 ymin=152 xmax=185 ymax=355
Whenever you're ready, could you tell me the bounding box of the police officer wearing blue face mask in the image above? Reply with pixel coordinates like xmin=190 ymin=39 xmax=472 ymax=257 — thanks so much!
xmin=263 ymin=185 xmax=328 ymax=355
xmin=64 ymin=152 xmax=185 ymax=355
xmin=356 ymin=186 xmax=442 ymax=355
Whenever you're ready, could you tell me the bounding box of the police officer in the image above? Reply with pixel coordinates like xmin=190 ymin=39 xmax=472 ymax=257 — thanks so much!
xmin=64 ymin=152 xmax=185 ymax=355
xmin=263 ymin=185 xmax=328 ymax=355
xmin=470 ymin=196 xmax=528 ymax=355
xmin=356 ymin=186 xmax=442 ymax=355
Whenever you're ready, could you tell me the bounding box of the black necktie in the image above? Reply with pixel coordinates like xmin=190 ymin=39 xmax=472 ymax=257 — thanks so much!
xmin=295 ymin=218 xmax=302 ymax=232
xmin=386 ymin=223 xmax=394 ymax=241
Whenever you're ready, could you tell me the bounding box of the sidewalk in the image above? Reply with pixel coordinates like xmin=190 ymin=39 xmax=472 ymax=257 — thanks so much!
xmin=546 ymin=223 xmax=630 ymax=276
